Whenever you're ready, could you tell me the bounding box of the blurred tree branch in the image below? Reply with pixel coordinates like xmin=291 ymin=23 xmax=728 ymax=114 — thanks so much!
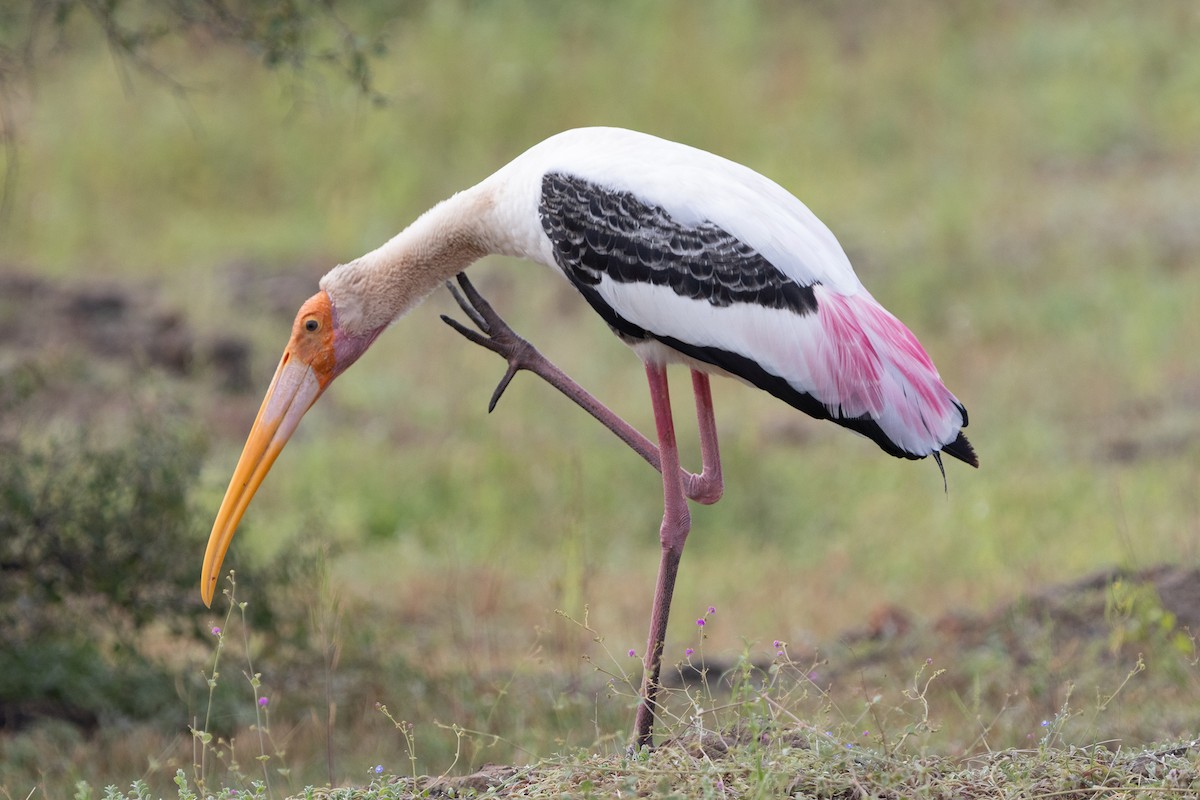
xmin=0 ymin=0 xmax=389 ymax=225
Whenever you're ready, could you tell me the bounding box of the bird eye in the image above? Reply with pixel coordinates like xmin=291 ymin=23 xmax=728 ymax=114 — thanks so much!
xmin=304 ymin=318 xmax=320 ymax=333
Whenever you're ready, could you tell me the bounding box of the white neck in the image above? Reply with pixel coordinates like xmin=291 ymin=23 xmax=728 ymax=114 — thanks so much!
xmin=319 ymin=183 xmax=496 ymax=335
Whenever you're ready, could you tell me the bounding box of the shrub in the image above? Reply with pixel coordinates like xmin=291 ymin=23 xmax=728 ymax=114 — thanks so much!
xmin=0 ymin=421 xmax=211 ymax=729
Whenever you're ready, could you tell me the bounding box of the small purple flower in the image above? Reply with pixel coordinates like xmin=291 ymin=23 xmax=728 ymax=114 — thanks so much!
xmin=628 ymin=649 xmax=637 ymax=658
xmin=685 ymin=647 xmax=694 ymax=657
xmin=773 ymin=640 xmax=782 ymax=648
xmin=696 ymin=618 xmax=705 ymax=627
xmin=1041 ymin=720 xmax=1049 ymax=728
xmin=211 ymin=626 xmax=221 ymax=636
xmin=258 ymin=696 xmax=269 ymax=707
xmin=708 ymin=606 xmax=716 ymax=615
xmin=373 ymin=764 xmax=383 ymax=775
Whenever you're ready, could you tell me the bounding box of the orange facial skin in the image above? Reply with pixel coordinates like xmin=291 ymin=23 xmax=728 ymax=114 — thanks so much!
xmin=288 ymin=292 xmax=339 ymax=389
xmin=201 ymin=291 xmax=366 ymax=606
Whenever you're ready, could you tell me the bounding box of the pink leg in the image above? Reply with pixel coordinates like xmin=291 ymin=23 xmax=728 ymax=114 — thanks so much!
xmin=686 ymin=370 xmax=724 ymax=505
xmin=632 ymin=361 xmax=692 ymax=751
xmin=444 ymin=275 xmax=725 ymax=750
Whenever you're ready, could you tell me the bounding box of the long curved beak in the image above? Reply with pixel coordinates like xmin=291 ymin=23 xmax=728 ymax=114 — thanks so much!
xmin=201 ymin=353 xmax=324 ymax=606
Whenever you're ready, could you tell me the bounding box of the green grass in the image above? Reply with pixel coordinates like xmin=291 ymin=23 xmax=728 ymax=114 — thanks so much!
xmin=64 ymin=569 xmax=1200 ymax=798
xmin=3 ymin=0 xmax=1200 ymax=796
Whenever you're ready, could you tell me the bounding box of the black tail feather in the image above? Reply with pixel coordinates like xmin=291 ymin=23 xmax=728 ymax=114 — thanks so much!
xmin=941 ymin=431 xmax=979 ymax=468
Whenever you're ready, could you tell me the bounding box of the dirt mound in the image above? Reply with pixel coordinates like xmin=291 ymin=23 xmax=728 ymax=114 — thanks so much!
xmin=665 ymin=564 xmax=1199 ymax=693
xmin=927 ymin=564 xmax=1200 ymax=651
xmin=0 ymin=270 xmax=252 ymax=393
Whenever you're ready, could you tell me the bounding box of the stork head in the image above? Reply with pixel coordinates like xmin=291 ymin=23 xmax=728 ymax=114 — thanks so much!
xmin=200 ymin=290 xmax=382 ymax=606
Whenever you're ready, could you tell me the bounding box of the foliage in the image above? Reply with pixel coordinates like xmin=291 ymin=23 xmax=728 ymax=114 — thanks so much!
xmin=1105 ymin=578 xmax=1193 ymax=657
xmin=0 ymin=0 xmax=387 ymax=97
xmin=0 ymin=0 xmax=390 ymax=221
xmin=0 ymin=423 xmax=207 ymax=627
xmin=0 ymin=390 xmax=328 ymax=734
xmin=0 ymin=420 xmax=207 ymax=727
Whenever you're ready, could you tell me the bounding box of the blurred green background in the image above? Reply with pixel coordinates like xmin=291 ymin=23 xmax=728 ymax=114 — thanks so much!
xmin=2 ymin=0 xmax=1198 ymax=795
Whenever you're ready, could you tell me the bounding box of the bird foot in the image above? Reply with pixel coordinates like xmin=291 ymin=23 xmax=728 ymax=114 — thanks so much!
xmin=440 ymin=274 xmax=674 ymax=487
xmin=441 ymin=273 xmax=545 ymax=412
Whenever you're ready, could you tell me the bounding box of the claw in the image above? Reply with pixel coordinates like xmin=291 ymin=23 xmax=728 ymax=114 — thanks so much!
xmin=440 ymin=313 xmax=501 ymax=353
xmin=445 ymin=276 xmax=489 ymax=332
xmin=489 ymin=363 xmax=520 ymax=412
xmin=454 ymin=273 xmax=492 ymax=319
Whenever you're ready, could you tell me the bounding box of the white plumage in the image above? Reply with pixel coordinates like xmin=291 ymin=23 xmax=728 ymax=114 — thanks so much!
xmin=447 ymin=127 xmax=972 ymax=462
xmin=203 ymin=127 xmax=976 ymax=752
xmin=486 ymin=127 xmax=861 ymax=292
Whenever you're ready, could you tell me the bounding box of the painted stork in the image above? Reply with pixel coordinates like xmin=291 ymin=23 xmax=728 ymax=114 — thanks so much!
xmin=200 ymin=127 xmax=977 ymax=750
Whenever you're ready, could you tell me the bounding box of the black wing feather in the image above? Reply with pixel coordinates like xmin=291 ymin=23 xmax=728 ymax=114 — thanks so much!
xmin=539 ymin=172 xmax=818 ymax=316
xmin=537 ymin=171 xmax=974 ymax=466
